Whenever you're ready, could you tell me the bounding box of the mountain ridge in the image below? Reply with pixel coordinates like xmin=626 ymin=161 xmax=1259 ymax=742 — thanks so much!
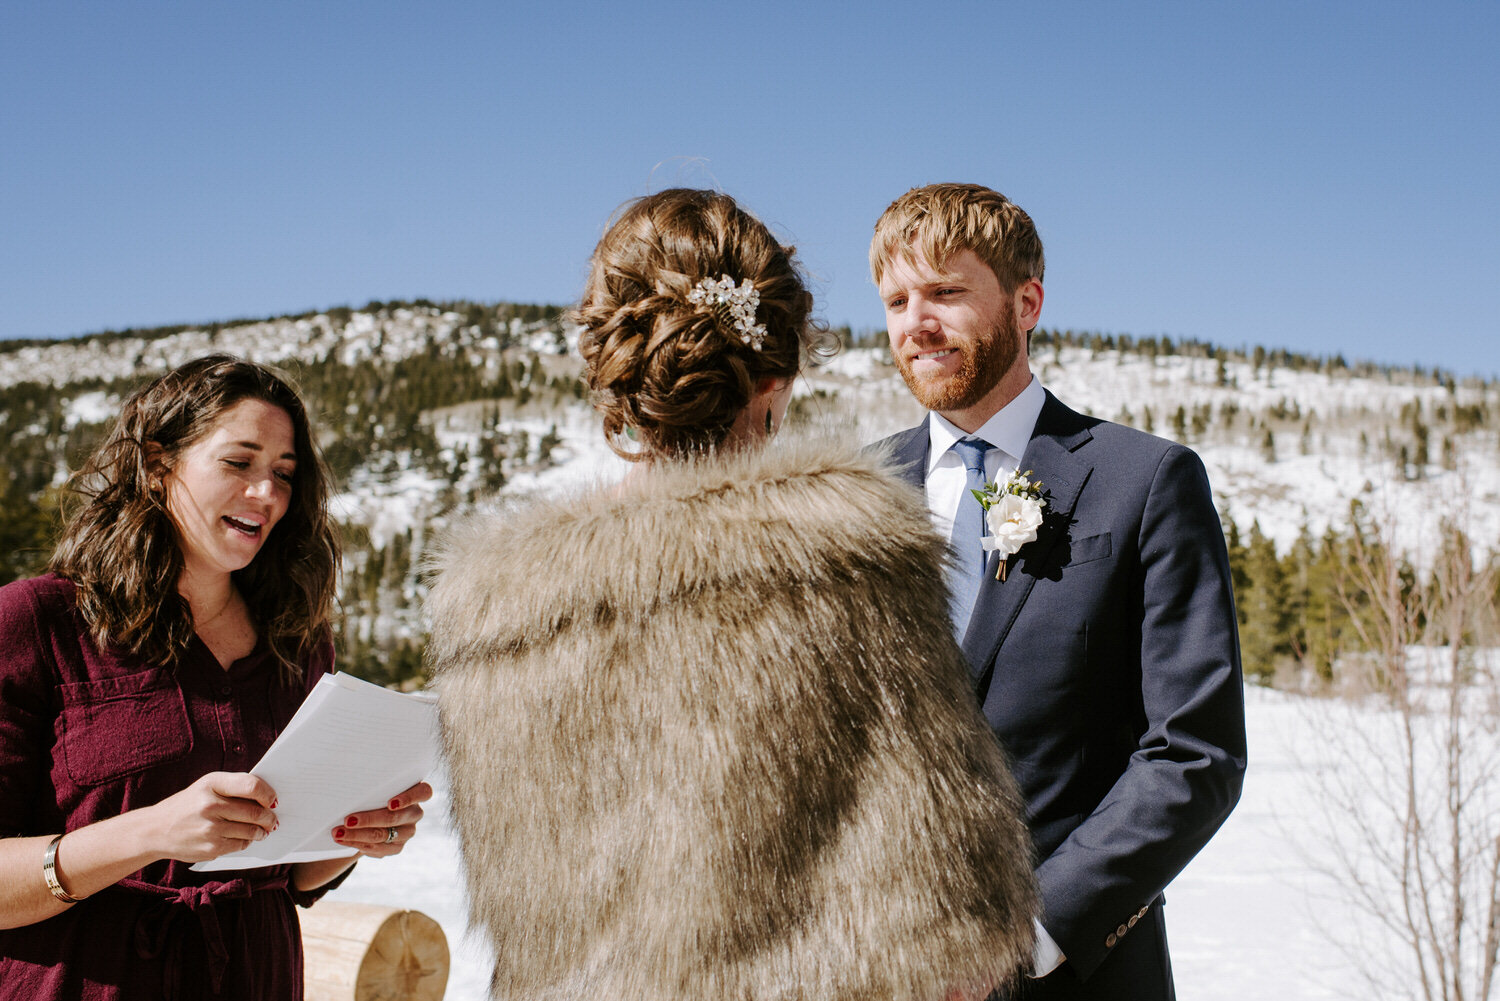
xmin=2 ymin=302 xmax=1495 ymax=687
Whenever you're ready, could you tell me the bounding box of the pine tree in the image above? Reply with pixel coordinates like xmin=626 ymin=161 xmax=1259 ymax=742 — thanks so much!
xmin=1239 ymin=521 xmax=1291 ymax=682
xmin=537 ymin=424 xmax=561 ymax=465
xmin=1281 ymin=525 xmax=1344 ymax=683
xmin=0 ymin=478 xmax=55 ymax=585
xmin=1412 ymin=416 xmax=1430 ymax=477
xmin=1224 ymin=514 xmax=1251 ymax=602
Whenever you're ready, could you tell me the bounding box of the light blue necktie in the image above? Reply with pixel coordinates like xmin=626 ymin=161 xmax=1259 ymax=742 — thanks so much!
xmin=948 ymin=437 xmax=993 ymax=641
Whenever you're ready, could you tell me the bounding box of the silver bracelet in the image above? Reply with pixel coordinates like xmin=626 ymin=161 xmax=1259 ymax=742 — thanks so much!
xmin=43 ymin=833 xmax=85 ymax=904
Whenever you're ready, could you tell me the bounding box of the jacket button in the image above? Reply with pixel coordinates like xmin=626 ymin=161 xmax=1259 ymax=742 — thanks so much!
xmin=1138 ymin=905 xmax=1149 ymax=919
xmin=1105 ymin=933 xmax=1117 ymax=948
xmin=1117 ymin=924 xmax=1128 ymax=938
xmin=1128 ymin=915 xmax=1139 ymax=929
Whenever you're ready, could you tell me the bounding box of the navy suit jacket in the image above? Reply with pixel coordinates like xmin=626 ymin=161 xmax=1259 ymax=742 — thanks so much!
xmin=879 ymin=391 xmax=1246 ymax=999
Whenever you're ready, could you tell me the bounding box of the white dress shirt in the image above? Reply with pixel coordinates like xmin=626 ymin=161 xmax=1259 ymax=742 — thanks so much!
xmin=923 ymin=376 xmax=1046 ymax=535
xmin=920 ymin=376 xmax=1066 ymax=978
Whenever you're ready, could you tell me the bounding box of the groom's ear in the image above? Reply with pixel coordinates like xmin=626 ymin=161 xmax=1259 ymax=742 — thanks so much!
xmin=1014 ymin=278 xmax=1044 ymax=336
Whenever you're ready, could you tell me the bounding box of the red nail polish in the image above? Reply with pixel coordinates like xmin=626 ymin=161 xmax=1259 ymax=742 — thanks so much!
xmin=345 ymin=815 xmax=358 ymax=827
xmin=271 ymin=798 xmax=278 ymax=809
xmin=334 ymin=827 xmax=345 ymax=839
xmin=389 ymin=798 xmax=401 ymax=810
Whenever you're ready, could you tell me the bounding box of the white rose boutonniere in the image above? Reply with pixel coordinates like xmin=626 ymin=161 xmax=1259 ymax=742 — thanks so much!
xmin=972 ymin=470 xmax=1047 ymax=581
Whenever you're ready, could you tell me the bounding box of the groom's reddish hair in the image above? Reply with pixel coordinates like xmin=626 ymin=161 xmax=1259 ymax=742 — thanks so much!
xmin=870 ymin=183 xmax=1045 ymax=293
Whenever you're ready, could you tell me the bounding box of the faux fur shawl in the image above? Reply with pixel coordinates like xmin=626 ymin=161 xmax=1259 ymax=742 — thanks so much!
xmin=427 ymin=435 xmax=1036 ymax=1001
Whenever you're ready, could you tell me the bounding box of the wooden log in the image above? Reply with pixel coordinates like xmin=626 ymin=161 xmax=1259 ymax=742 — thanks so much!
xmin=301 ymin=901 xmax=450 ymax=1001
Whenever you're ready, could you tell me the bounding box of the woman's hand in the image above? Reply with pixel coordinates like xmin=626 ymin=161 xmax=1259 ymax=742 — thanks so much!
xmin=1 ymin=771 xmax=278 ymax=928
xmin=141 ymin=771 xmax=279 ymax=863
xmin=331 ymin=781 xmax=433 ymax=858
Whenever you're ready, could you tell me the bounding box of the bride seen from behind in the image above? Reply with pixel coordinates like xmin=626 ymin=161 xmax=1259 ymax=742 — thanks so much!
xmin=426 ymin=188 xmax=1037 ymax=1001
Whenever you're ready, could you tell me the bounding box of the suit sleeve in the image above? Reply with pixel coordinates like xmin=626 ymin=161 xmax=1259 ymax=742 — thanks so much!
xmin=1033 ymin=444 xmax=1247 ymax=978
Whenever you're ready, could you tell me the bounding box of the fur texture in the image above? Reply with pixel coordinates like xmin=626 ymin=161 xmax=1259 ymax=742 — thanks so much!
xmin=428 ymin=435 xmax=1037 ymax=1001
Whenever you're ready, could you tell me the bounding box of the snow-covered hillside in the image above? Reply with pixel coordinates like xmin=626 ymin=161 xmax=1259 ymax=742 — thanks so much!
xmin=0 ymin=306 xmax=565 ymax=390
xmin=812 ymin=343 xmax=1500 ymax=563
xmin=5 ymin=308 xmax=1497 ymax=566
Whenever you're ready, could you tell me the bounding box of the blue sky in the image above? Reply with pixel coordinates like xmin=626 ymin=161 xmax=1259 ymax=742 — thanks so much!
xmin=3 ymin=2 xmax=1497 ymax=376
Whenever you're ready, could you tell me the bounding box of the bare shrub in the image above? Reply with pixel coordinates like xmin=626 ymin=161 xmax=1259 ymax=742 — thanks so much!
xmin=1297 ymin=500 xmax=1500 ymax=1000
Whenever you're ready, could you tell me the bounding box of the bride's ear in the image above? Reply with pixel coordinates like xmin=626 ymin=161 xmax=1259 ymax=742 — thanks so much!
xmin=752 ymin=376 xmax=788 ymax=398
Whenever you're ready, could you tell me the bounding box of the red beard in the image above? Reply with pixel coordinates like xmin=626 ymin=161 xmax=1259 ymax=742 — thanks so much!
xmin=893 ymin=313 xmax=1022 ymax=413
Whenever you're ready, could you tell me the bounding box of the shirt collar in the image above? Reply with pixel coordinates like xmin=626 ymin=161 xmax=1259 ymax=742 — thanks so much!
xmin=925 ymin=376 xmax=1046 ymax=475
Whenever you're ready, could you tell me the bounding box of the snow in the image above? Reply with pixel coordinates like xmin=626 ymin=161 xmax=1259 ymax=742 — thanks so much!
xmin=1029 ymin=345 xmax=1500 ymax=561
xmin=815 ymin=348 xmax=887 ymax=380
xmin=0 ymin=307 xmax=558 ymax=391
xmin=64 ymin=390 xmax=116 ymax=427
xmin=325 ymin=769 xmax=494 ymax=1001
xmin=9 ymin=313 xmax=1496 ymax=566
xmin=485 ymin=409 xmax=629 ymax=499
xmin=325 ymin=686 xmax=1371 ymax=1001
xmin=1169 ymin=688 xmax=1345 ymax=998
xmin=800 ymin=346 xmax=1500 ymax=566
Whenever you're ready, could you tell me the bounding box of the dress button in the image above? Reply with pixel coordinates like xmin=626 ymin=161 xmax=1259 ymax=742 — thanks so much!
xmin=1105 ymin=933 xmax=1117 ymax=948
xmin=221 ymin=685 xmax=233 ymax=696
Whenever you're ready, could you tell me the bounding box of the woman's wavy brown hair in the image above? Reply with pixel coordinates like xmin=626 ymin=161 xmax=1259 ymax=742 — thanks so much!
xmin=49 ymin=355 xmax=340 ymax=683
xmin=572 ymin=188 xmax=831 ymax=460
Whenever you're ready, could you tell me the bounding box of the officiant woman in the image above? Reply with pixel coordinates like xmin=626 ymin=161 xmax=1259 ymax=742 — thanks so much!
xmin=0 ymin=355 xmax=430 ymax=1000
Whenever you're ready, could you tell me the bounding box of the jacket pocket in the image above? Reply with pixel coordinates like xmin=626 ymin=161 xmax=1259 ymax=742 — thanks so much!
xmin=1063 ymin=531 xmax=1112 ymax=567
xmin=59 ymin=668 xmax=193 ymax=786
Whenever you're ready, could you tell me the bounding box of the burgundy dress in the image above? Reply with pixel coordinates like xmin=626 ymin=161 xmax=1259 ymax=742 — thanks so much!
xmin=0 ymin=575 xmax=341 ymax=1000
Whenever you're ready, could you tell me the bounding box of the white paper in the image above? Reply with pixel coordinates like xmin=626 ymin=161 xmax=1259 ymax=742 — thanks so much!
xmin=192 ymin=672 xmax=439 ymax=872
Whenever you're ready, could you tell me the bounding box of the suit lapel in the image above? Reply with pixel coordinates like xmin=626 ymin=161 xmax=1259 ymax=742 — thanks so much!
xmin=961 ymin=393 xmax=1095 ymax=691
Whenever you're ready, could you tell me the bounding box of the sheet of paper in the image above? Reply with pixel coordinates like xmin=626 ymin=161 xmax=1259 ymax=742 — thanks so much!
xmin=192 ymin=672 xmax=439 ymax=872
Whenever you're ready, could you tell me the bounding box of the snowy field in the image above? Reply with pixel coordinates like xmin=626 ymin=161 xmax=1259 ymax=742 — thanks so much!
xmin=327 ymin=686 xmax=1368 ymax=1000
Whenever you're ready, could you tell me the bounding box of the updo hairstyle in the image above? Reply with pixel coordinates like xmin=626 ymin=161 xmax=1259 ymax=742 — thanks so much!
xmin=574 ymin=188 xmax=824 ymax=460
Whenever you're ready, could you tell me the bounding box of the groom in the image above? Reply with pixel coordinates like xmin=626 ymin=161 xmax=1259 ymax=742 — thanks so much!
xmin=870 ymin=183 xmax=1246 ymax=1000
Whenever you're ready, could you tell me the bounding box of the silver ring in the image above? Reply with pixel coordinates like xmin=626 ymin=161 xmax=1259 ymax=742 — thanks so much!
xmin=385 ymin=826 xmax=399 ymax=844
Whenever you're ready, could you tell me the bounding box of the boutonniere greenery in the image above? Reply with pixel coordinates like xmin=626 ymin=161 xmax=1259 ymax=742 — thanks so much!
xmin=972 ymin=469 xmax=1047 ymax=581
